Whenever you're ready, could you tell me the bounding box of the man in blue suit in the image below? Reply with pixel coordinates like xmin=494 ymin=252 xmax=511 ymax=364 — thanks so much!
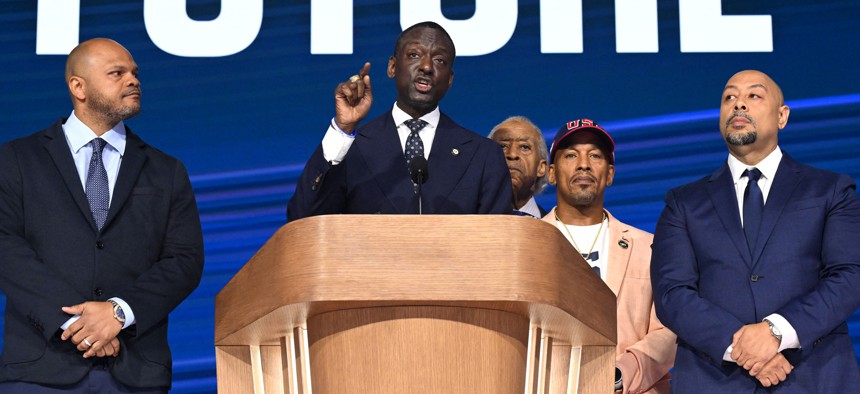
xmin=287 ymin=22 xmax=511 ymax=219
xmin=651 ymin=70 xmax=860 ymax=392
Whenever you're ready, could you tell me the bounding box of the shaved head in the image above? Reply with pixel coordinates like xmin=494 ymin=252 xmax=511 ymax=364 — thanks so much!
xmin=65 ymin=38 xmax=130 ymax=83
xmin=65 ymin=38 xmax=141 ymax=133
xmin=725 ymin=70 xmax=785 ymax=106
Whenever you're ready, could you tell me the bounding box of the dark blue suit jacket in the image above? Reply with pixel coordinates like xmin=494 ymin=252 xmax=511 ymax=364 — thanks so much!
xmin=0 ymin=120 xmax=204 ymax=389
xmin=652 ymin=153 xmax=860 ymax=392
xmin=287 ymin=111 xmax=511 ymax=219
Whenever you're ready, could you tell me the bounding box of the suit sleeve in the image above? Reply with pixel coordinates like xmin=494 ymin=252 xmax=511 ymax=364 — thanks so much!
xmin=113 ymin=160 xmax=203 ymax=335
xmin=616 ymin=290 xmax=676 ymax=393
xmin=651 ymin=188 xmax=745 ymax=365
xmin=287 ymin=144 xmax=347 ymax=221
xmin=477 ymin=140 xmax=512 ymax=214
xmin=0 ymin=143 xmax=85 ymax=340
xmin=776 ymin=175 xmax=860 ymax=351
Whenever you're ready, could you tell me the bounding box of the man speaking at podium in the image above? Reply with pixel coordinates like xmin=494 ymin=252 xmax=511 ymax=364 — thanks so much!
xmin=288 ymin=22 xmax=511 ymax=220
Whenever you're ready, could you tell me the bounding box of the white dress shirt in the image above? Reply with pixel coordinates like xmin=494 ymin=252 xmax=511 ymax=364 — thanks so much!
xmin=59 ymin=111 xmax=135 ymax=330
xmin=518 ymin=196 xmax=543 ymax=219
xmin=321 ymin=103 xmax=441 ymax=164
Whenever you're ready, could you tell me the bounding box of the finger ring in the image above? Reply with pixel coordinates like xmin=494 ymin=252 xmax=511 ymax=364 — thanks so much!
xmin=83 ymin=338 xmax=92 ymax=347
xmin=348 ymin=74 xmax=360 ymax=83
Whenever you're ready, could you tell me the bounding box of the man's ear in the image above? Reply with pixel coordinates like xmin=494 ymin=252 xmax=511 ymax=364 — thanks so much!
xmin=68 ymin=76 xmax=86 ymax=102
xmin=548 ymin=164 xmax=556 ymax=185
xmin=536 ymin=159 xmax=548 ymax=178
xmin=387 ymin=56 xmax=396 ymax=79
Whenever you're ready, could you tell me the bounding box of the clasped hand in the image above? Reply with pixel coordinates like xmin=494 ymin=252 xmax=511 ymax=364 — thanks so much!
xmin=60 ymin=301 xmax=122 ymax=358
xmin=731 ymin=322 xmax=793 ymax=386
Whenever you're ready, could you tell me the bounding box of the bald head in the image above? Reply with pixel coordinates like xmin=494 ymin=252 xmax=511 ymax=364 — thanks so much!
xmin=65 ymin=38 xmax=141 ymax=133
xmin=65 ymin=38 xmax=131 ymax=83
xmin=719 ymin=69 xmax=790 ymax=165
xmin=725 ymin=70 xmax=785 ymax=106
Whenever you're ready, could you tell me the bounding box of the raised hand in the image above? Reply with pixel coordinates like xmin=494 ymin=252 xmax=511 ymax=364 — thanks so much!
xmin=334 ymin=62 xmax=372 ymax=134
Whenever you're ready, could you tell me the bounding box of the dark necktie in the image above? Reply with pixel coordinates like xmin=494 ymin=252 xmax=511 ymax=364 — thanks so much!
xmin=86 ymin=138 xmax=109 ymax=230
xmin=404 ymin=119 xmax=427 ymax=169
xmin=743 ymin=168 xmax=764 ymax=253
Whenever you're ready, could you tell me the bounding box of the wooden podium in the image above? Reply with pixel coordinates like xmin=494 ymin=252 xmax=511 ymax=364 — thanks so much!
xmin=215 ymin=215 xmax=616 ymax=394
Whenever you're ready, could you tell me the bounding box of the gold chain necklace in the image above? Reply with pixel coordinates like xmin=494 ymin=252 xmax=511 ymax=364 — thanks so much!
xmin=555 ymin=210 xmax=607 ymax=259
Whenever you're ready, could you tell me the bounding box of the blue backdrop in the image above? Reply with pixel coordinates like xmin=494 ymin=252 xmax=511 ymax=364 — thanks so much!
xmin=1 ymin=1 xmax=859 ymax=392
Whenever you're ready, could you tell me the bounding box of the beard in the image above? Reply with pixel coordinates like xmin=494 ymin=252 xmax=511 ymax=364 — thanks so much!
xmin=725 ymin=131 xmax=757 ymax=146
xmin=564 ymin=188 xmax=598 ymax=206
xmin=88 ymin=89 xmax=140 ymax=123
xmin=724 ymin=111 xmax=757 ymax=146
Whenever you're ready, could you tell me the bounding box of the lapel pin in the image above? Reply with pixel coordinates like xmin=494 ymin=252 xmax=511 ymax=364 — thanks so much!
xmin=618 ymin=239 xmax=629 ymax=249
xmin=451 ymin=148 xmax=459 ymax=156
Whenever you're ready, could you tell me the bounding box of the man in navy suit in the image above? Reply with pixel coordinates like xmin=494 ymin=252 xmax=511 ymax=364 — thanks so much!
xmin=651 ymin=70 xmax=860 ymax=392
xmin=0 ymin=38 xmax=203 ymax=392
xmin=287 ymin=22 xmax=511 ymax=219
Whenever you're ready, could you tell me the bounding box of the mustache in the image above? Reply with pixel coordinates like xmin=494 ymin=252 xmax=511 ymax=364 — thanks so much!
xmin=726 ymin=111 xmax=754 ymax=127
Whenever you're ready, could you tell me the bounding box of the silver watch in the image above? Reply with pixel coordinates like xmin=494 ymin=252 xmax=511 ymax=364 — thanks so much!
xmin=763 ymin=318 xmax=782 ymax=342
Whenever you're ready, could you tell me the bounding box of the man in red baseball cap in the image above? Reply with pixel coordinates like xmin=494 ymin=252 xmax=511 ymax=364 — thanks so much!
xmin=543 ymin=118 xmax=676 ymax=393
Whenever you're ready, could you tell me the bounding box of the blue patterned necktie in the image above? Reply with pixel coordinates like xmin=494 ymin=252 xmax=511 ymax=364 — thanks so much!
xmin=743 ymin=168 xmax=764 ymax=254
xmin=86 ymin=138 xmax=109 ymax=230
xmin=404 ymin=119 xmax=427 ymax=169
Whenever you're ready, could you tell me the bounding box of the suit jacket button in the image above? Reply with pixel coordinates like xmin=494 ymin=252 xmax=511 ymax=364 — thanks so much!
xmin=96 ymin=241 xmax=105 ymax=249
xmin=750 ymin=274 xmax=759 ymax=282
xmin=94 ymin=288 xmax=104 ymax=296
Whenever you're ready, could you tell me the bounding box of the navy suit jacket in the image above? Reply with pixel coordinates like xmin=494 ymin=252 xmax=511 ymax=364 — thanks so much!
xmin=287 ymin=111 xmax=512 ymax=219
xmin=0 ymin=120 xmax=204 ymax=389
xmin=652 ymin=153 xmax=860 ymax=392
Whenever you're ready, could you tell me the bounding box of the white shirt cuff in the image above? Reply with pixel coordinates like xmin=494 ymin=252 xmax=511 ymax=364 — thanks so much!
xmin=61 ymin=315 xmax=80 ymax=330
xmin=321 ymin=118 xmax=356 ymax=164
xmin=765 ymin=313 xmax=800 ymax=351
xmin=723 ymin=344 xmax=734 ymax=362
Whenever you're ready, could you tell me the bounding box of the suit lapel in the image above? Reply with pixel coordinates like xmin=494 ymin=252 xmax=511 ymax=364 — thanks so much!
xmin=357 ymin=112 xmax=416 ymax=213
xmin=605 ymin=211 xmax=629 ymax=296
xmin=42 ymin=122 xmax=99 ymax=232
xmin=751 ymin=155 xmax=802 ymax=265
xmin=706 ymin=164 xmax=753 ymax=266
xmin=103 ymin=127 xmax=147 ymax=230
xmin=422 ymin=114 xmax=475 ymax=212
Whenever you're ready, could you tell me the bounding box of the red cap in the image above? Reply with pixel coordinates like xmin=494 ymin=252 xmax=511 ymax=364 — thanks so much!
xmin=549 ymin=118 xmax=615 ymax=164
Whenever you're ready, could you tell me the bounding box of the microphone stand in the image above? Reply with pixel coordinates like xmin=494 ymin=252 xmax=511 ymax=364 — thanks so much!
xmin=417 ymin=172 xmax=424 ymax=215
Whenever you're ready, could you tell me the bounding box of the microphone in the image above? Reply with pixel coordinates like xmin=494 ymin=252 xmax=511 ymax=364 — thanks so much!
xmin=410 ymin=156 xmax=429 ymax=214
xmin=410 ymin=156 xmax=429 ymax=185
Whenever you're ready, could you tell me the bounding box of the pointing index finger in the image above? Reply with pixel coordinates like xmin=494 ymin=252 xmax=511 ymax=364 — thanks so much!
xmin=358 ymin=62 xmax=371 ymax=79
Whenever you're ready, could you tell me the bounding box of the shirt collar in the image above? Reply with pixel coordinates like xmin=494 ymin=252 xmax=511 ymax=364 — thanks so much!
xmin=62 ymin=111 xmax=127 ymax=155
xmin=518 ymin=197 xmax=543 ymax=219
xmin=391 ymin=102 xmax=440 ymax=130
xmin=727 ymin=146 xmax=783 ymax=183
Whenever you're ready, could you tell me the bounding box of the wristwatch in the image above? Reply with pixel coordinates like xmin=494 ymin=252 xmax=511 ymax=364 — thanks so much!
xmin=763 ymin=318 xmax=782 ymax=342
xmin=109 ymin=300 xmax=126 ymax=326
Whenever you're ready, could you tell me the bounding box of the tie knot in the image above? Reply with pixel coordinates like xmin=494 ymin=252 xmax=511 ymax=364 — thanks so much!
xmin=91 ymin=138 xmax=107 ymax=153
xmin=404 ymin=119 xmax=428 ymax=134
xmin=744 ymin=168 xmax=762 ymax=182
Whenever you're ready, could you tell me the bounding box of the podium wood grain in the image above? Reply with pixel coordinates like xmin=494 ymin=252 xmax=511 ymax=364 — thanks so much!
xmin=215 ymin=215 xmax=616 ymax=393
